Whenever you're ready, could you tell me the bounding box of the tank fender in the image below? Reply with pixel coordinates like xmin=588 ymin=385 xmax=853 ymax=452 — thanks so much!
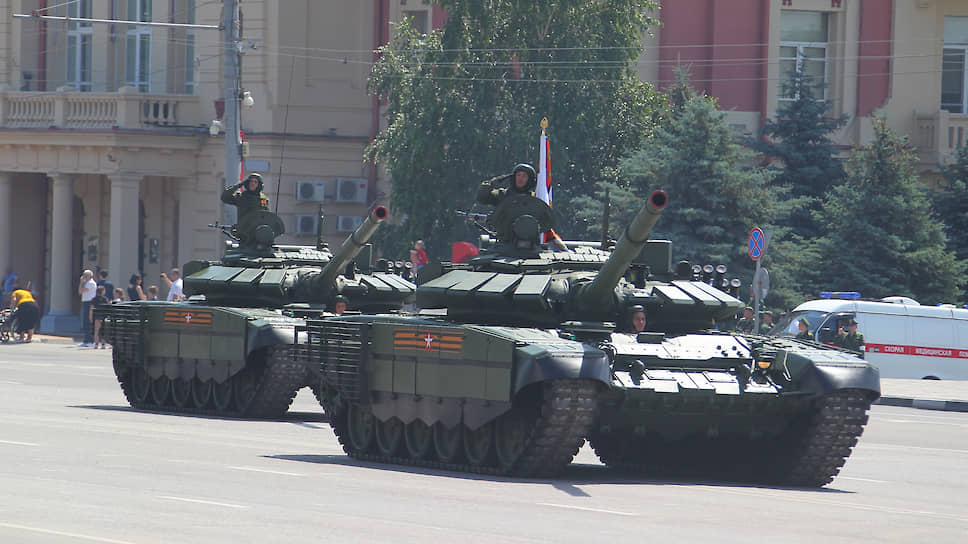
xmin=777 ymin=349 xmax=881 ymax=398
xmin=245 ymin=323 xmax=297 ymax=355
xmin=512 ymin=341 xmax=610 ymax=395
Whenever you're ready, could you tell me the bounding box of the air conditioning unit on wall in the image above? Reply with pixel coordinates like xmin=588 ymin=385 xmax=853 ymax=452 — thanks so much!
xmin=295 ymin=214 xmax=318 ymax=235
xmin=337 ymin=215 xmax=363 ymax=232
xmin=335 ymin=178 xmax=368 ymax=203
xmin=295 ymin=181 xmax=326 ymax=202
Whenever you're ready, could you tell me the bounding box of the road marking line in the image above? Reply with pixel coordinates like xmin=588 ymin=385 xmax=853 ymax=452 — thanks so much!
xmin=229 ymin=465 xmax=305 ymax=477
xmin=863 ymin=442 xmax=968 ymax=455
xmin=837 ymin=476 xmax=889 ymax=483
xmin=0 ymin=439 xmax=39 ymax=446
xmin=0 ymin=380 xmax=23 ymax=384
xmin=538 ymin=503 xmax=638 ymax=517
xmin=0 ymin=522 xmax=135 ymax=544
xmin=158 ymin=496 xmax=248 ymax=509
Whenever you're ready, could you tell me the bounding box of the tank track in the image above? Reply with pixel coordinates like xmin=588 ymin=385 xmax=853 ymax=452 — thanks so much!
xmin=590 ymin=389 xmax=874 ymax=488
xmin=767 ymin=388 xmax=874 ymax=487
xmin=327 ymin=380 xmax=598 ymax=477
xmin=113 ymin=346 xmax=308 ymax=419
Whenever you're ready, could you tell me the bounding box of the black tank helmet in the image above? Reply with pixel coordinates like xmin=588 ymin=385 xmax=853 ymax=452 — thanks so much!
xmin=511 ymin=163 xmax=537 ymax=194
xmin=245 ymin=172 xmax=264 ymax=192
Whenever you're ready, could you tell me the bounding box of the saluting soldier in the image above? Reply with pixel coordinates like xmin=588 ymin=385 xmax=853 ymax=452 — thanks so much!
xmin=835 ymin=318 xmax=865 ymax=351
xmin=795 ymin=317 xmax=814 ymax=340
xmin=222 ymin=173 xmax=270 ymax=224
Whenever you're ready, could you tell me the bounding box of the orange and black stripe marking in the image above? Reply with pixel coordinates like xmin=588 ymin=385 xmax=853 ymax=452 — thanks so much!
xmin=393 ymin=328 xmax=464 ymax=354
xmin=163 ymin=309 xmax=214 ymax=327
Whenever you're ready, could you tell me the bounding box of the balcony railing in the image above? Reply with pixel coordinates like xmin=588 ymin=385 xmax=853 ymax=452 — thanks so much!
xmin=915 ymin=110 xmax=968 ymax=169
xmin=0 ymin=85 xmax=201 ymax=130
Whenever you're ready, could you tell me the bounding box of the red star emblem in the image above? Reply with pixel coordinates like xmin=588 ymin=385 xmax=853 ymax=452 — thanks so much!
xmin=184 ymin=313 xmax=193 ymax=323
xmin=423 ymin=333 xmax=435 ymax=351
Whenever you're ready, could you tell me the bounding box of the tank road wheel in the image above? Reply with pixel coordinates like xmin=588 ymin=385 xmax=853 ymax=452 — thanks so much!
xmin=192 ymin=378 xmax=213 ymax=409
xmin=150 ymin=375 xmax=171 ymax=406
xmin=403 ymin=420 xmax=433 ymax=460
xmin=346 ymin=404 xmax=376 ymax=454
xmin=432 ymin=423 xmax=463 ymax=463
xmin=463 ymin=422 xmax=496 ymax=468
xmin=494 ymin=407 xmax=536 ymax=471
xmin=212 ymin=379 xmax=234 ymax=413
xmin=170 ymin=379 xmax=192 ymax=409
xmin=374 ymin=417 xmax=405 ymax=457
xmin=233 ymin=366 xmax=263 ymax=415
xmin=131 ymin=367 xmax=151 ymax=405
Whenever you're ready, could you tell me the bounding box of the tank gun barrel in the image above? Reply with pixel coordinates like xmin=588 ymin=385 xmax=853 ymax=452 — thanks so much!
xmin=579 ymin=190 xmax=667 ymax=308
xmin=313 ymin=206 xmax=388 ymax=293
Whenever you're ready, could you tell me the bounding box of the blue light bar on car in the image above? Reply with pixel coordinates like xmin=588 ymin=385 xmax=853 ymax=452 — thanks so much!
xmin=819 ymin=291 xmax=862 ymax=299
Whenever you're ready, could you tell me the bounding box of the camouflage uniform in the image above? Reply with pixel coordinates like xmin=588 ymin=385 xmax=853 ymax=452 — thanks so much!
xmin=735 ymin=317 xmax=754 ymax=333
xmin=796 ymin=330 xmax=814 ymax=341
xmin=835 ymin=331 xmax=865 ymax=351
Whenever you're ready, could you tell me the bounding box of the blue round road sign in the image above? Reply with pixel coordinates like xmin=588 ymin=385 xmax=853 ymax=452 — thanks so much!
xmin=748 ymin=228 xmax=765 ymax=261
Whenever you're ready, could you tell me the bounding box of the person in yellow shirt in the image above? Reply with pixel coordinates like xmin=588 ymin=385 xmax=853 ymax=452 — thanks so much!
xmin=10 ymin=285 xmax=39 ymax=343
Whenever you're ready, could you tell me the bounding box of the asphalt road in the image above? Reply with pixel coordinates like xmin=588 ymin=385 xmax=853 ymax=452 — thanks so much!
xmin=1 ymin=342 xmax=966 ymax=543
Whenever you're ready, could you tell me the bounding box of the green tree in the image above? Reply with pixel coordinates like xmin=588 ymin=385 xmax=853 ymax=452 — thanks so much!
xmin=366 ymin=1 xmax=664 ymax=257
xmin=577 ymin=80 xmax=779 ymax=279
xmin=815 ymin=118 xmax=964 ymax=304
xmin=935 ymin=145 xmax=968 ymax=303
xmin=752 ymin=70 xmax=847 ymax=240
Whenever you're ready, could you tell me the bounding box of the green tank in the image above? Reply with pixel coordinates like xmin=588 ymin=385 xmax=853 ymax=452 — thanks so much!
xmin=299 ymin=191 xmax=880 ymax=485
xmin=96 ymin=206 xmax=415 ymax=418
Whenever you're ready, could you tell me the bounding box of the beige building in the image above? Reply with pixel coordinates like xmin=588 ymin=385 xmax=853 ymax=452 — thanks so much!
xmin=0 ymin=0 xmax=963 ymax=333
xmin=0 ymin=0 xmax=435 ymax=333
xmin=639 ymin=0 xmax=968 ymax=184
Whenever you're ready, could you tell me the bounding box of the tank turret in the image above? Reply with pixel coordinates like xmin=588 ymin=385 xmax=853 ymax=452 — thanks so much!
xmin=418 ymin=189 xmax=740 ymax=329
xmin=184 ymin=205 xmax=413 ymax=310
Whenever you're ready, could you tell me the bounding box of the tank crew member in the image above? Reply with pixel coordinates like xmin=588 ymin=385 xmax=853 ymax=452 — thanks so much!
xmin=629 ymin=305 xmax=647 ymax=333
xmin=331 ymin=294 xmax=348 ymax=315
xmin=735 ymin=306 xmax=754 ymax=333
xmin=835 ymin=318 xmax=864 ymax=351
xmin=222 ymin=173 xmax=270 ymax=224
xmin=476 ymin=163 xmax=538 ymax=205
xmin=795 ymin=318 xmax=814 ymax=340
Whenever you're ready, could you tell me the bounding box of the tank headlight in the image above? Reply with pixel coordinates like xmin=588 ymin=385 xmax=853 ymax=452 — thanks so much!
xmin=756 ymin=360 xmax=772 ymax=370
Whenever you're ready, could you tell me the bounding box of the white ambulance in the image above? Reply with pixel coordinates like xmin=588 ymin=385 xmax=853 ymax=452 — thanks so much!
xmin=770 ymin=293 xmax=968 ymax=380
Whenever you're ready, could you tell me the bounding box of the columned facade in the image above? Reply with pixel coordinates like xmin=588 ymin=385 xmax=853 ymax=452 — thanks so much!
xmin=108 ymin=173 xmax=142 ymax=292
xmin=40 ymin=172 xmax=78 ymax=333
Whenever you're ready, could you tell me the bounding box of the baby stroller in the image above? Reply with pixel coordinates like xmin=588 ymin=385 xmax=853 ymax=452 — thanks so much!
xmin=0 ymin=307 xmax=14 ymax=343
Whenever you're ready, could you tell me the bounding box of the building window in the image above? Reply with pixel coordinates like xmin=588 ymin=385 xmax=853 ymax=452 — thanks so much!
xmin=66 ymin=0 xmax=93 ymax=91
xmin=402 ymin=9 xmax=429 ymax=34
xmin=942 ymin=17 xmax=968 ymax=114
xmin=779 ymin=11 xmax=828 ymax=100
xmin=125 ymin=0 xmax=152 ymax=92
xmin=182 ymin=0 xmax=196 ymax=94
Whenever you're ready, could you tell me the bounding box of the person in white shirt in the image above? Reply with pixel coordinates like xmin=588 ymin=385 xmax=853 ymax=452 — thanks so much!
xmin=78 ymin=270 xmax=97 ymax=346
xmin=160 ymin=268 xmax=185 ymax=301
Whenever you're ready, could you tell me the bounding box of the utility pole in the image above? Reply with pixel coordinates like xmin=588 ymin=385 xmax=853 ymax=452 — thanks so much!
xmin=223 ymin=0 xmax=242 ymax=188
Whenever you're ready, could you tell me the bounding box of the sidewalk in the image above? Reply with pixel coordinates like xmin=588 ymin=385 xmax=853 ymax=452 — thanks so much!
xmin=17 ymin=336 xmax=968 ymax=413
xmin=877 ymin=379 xmax=968 ymax=413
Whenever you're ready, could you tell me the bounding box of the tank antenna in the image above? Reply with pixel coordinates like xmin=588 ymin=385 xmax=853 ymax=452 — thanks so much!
xmin=273 ymin=54 xmax=297 ymax=213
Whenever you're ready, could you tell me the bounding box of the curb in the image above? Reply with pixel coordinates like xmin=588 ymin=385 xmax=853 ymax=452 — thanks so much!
xmin=875 ymin=396 xmax=968 ymax=413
